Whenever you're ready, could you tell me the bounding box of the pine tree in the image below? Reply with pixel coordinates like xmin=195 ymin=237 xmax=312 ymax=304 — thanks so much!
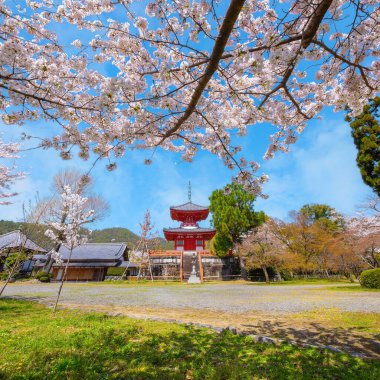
xmin=209 ymin=183 xmax=265 ymax=279
xmin=346 ymin=97 xmax=380 ymax=196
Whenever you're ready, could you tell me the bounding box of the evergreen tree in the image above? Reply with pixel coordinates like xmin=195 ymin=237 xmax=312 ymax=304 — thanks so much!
xmin=209 ymin=183 xmax=265 ymax=279
xmin=300 ymin=204 xmax=343 ymax=231
xmin=346 ymin=97 xmax=380 ymax=196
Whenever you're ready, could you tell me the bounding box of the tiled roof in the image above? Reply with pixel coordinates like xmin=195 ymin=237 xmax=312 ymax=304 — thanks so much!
xmin=56 ymin=243 xmax=128 ymax=262
xmin=163 ymin=227 xmax=216 ymax=233
xmin=0 ymin=230 xmax=46 ymax=253
xmin=53 ymin=261 xmax=126 ymax=268
xmin=170 ymin=201 xmax=208 ymax=211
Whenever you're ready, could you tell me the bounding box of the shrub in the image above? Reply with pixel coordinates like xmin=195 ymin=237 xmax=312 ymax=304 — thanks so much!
xmin=0 ymin=272 xmax=10 ymax=281
xmin=35 ymin=271 xmax=52 ymax=283
xmin=280 ymin=270 xmax=293 ymax=281
xmin=360 ymin=268 xmax=380 ymax=289
xmin=106 ymin=267 xmax=124 ymax=276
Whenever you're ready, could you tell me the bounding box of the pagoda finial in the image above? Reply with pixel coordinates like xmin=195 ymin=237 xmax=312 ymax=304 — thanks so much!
xmin=188 ymin=181 xmax=192 ymax=202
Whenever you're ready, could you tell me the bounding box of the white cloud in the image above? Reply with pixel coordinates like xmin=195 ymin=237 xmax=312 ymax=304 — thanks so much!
xmin=256 ymin=119 xmax=372 ymax=219
xmin=1 ymin=111 xmax=372 ymax=235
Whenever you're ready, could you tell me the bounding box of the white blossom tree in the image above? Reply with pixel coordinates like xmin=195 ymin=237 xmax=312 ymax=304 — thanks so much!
xmin=344 ymin=202 xmax=380 ymax=269
xmin=125 ymin=209 xmax=156 ymax=280
xmin=0 ymin=1 xmax=379 ymax=193
xmin=240 ymin=219 xmax=286 ymax=282
xmin=44 ymin=185 xmax=94 ymax=313
xmin=42 ymin=169 xmax=108 ymax=272
xmin=0 ymin=138 xmax=24 ymax=204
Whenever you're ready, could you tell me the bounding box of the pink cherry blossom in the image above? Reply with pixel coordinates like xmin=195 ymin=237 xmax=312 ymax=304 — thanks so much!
xmin=0 ymin=1 xmax=378 ymax=194
xmin=0 ymin=138 xmax=24 ymax=204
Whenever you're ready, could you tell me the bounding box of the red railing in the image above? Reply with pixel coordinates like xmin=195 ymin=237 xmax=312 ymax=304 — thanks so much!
xmin=148 ymin=250 xmax=215 ymax=256
xmin=148 ymin=250 xmax=182 ymax=256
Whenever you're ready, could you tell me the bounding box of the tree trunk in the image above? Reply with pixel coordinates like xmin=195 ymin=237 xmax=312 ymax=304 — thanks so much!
xmin=262 ymin=265 xmax=270 ymax=284
xmin=274 ymin=267 xmax=283 ymax=282
xmin=53 ymin=247 xmax=73 ymax=314
xmin=237 ymin=248 xmax=248 ymax=280
xmin=44 ymin=208 xmax=69 ymax=273
xmin=0 ymin=253 xmax=24 ymax=297
xmin=43 ymin=242 xmax=62 ymax=274
xmin=0 ymin=258 xmax=20 ymax=297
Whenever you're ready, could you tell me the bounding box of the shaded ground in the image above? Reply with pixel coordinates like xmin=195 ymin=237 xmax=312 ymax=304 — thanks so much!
xmin=3 ymin=281 xmax=380 ymax=358
xmin=2 ymin=299 xmax=379 ymax=380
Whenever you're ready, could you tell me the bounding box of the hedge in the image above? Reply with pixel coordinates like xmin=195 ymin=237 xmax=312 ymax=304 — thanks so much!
xmin=360 ymin=268 xmax=380 ymax=289
xmin=106 ymin=267 xmax=125 ymax=276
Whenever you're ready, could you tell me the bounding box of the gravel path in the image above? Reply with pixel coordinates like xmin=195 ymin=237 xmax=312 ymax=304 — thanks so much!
xmin=2 ymin=282 xmax=379 ymax=314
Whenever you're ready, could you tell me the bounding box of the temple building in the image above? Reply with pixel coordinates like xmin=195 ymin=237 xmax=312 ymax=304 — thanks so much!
xmin=149 ymin=186 xmax=239 ymax=281
xmin=163 ymin=200 xmax=216 ymax=251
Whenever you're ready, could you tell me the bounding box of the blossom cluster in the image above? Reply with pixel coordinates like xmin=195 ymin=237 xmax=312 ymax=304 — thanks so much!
xmin=345 ymin=214 xmax=380 ymax=238
xmin=0 ymin=0 xmax=379 ymax=194
xmin=44 ymin=185 xmax=94 ymax=262
xmin=0 ymin=138 xmax=24 ymax=204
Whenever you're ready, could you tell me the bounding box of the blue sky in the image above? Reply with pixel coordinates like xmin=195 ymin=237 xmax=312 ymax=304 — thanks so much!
xmin=0 ymin=2 xmax=374 ymax=235
xmin=0 ymin=107 xmax=373 ymax=235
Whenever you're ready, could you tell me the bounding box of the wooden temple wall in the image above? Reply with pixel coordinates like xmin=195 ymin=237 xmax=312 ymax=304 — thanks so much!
xmin=52 ymin=267 xmax=106 ymax=282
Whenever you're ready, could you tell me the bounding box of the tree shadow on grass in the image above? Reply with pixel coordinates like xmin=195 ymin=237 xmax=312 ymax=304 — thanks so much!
xmin=1 ymin=321 xmax=380 ymax=379
xmin=1 ymin=299 xmax=379 ymax=379
xmin=241 ymin=320 xmax=380 ymax=359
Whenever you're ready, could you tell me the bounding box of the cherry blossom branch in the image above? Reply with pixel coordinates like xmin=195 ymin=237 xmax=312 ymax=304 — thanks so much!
xmin=157 ymin=0 xmax=247 ymax=142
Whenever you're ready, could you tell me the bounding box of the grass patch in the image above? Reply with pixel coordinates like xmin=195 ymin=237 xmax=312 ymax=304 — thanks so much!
xmin=323 ymin=285 xmax=380 ymax=292
xmin=3 ymin=279 xmax=354 ymax=288
xmin=292 ymin=308 xmax=380 ymax=334
xmin=279 ymin=278 xmax=350 ymax=285
xmin=0 ymin=299 xmax=379 ymax=379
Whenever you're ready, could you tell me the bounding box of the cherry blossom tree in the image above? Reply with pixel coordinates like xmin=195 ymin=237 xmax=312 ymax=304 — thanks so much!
xmin=42 ymin=168 xmax=108 ymax=272
xmin=125 ymin=209 xmax=157 ymax=280
xmin=344 ymin=211 xmax=380 ymax=269
xmin=44 ymin=185 xmax=94 ymax=313
xmin=0 ymin=138 xmax=23 ymax=204
xmin=240 ymin=219 xmax=286 ymax=282
xmin=0 ymin=0 xmax=379 ymax=194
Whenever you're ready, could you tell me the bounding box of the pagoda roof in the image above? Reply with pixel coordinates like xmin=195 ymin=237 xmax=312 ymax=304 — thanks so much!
xmin=163 ymin=227 xmax=215 ymax=234
xmin=170 ymin=201 xmax=208 ymax=212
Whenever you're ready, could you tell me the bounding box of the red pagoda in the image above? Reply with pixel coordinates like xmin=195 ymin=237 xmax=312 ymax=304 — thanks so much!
xmin=163 ymin=199 xmax=216 ymax=251
xmin=148 ymin=184 xmax=238 ymax=282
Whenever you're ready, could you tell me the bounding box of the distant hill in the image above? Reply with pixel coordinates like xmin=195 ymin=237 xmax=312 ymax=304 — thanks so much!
xmin=88 ymin=227 xmax=140 ymax=245
xmin=88 ymin=227 xmax=173 ymax=249
xmin=0 ymin=220 xmax=173 ymax=250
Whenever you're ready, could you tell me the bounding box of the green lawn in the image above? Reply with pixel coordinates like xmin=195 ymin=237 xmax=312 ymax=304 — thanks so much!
xmin=0 ymin=300 xmax=379 ymax=380
xmin=323 ymin=285 xmax=380 ymax=292
xmin=91 ymin=278 xmax=352 ymax=286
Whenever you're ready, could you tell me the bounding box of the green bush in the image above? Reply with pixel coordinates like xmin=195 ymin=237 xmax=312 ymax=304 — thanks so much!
xmin=106 ymin=267 xmax=124 ymax=276
xmin=280 ymin=270 xmax=293 ymax=281
xmin=35 ymin=271 xmax=52 ymax=283
xmin=360 ymin=268 xmax=380 ymax=289
xmin=0 ymin=272 xmax=10 ymax=281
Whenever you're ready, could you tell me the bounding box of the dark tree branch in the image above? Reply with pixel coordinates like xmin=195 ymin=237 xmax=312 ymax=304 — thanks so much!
xmin=157 ymin=0 xmax=247 ymax=144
